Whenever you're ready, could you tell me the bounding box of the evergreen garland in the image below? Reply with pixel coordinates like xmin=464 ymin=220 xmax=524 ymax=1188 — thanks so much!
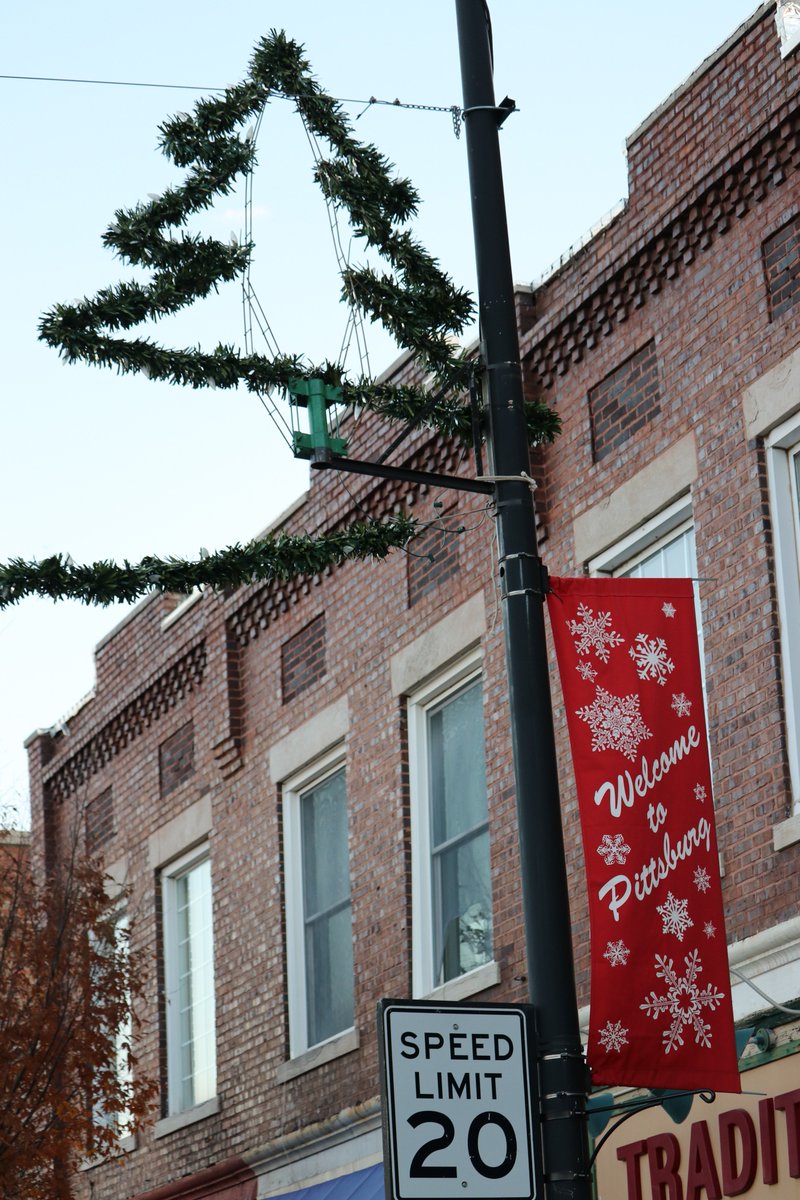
xmin=6 ymin=30 xmax=558 ymax=608
xmin=0 ymin=517 xmax=419 ymax=609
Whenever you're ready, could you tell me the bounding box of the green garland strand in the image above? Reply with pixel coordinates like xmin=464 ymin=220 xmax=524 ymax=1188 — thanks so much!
xmin=0 ymin=517 xmax=420 ymax=609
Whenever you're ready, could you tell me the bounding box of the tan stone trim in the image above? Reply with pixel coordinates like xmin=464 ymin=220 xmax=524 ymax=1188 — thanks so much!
xmin=572 ymin=434 xmax=697 ymax=565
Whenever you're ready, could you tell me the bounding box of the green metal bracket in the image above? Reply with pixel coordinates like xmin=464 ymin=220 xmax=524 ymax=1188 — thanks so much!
xmin=288 ymin=378 xmax=348 ymax=463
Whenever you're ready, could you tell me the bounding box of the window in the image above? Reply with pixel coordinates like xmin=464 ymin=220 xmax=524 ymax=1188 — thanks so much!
xmin=162 ymin=847 xmax=216 ymax=1115
xmin=92 ymin=909 xmax=133 ymax=1140
xmin=409 ymin=654 xmax=493 ymax=996
xmin=767 ymin=416 xmax=800 ymax=811
xmin=588 ymin=498 xmax=704 ymax=675
xmin=777 ymin=1 xmax=800 ymax=59
xmin=284 ymin=751 xmax=354 ymax=1057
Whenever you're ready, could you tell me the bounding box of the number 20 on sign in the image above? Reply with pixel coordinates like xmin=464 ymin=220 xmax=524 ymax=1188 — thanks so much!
xmin=378 ymin=1000 xmax=541 ymax=1200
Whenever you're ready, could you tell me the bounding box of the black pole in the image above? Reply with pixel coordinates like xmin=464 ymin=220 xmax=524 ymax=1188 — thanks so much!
xmin=454 ymin=3 xmax=591 ymax=1197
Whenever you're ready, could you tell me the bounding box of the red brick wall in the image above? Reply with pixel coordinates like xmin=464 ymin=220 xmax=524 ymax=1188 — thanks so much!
xmin=159 ymin=721 xmax=195 ymax=797
xmin=280 ymin=613 xmax=326 ymax=702
xmin=85 ymin=786 xmax=113 ymax=855
xmin=406 ymin=502 xmax=461 ymax=606
xmin=24 ymin=10 xmax=800 ymax=1197
xmin=763 ymin=212 xmax=800 ymax=318
xmin=588 ymin=339 xmax=660 ymax=462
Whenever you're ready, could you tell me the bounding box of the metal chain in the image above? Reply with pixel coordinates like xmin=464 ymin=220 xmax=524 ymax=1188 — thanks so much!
xmin=354 ymin=96 xmax=462 ymax=138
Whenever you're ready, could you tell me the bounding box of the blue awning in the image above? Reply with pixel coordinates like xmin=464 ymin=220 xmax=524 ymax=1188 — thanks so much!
xmin=269 ymin=1164 xmax=384 ymax=1200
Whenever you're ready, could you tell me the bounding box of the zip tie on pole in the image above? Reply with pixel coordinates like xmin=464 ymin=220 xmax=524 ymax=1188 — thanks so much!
xmin=476 ymin=472 xmax=537 ymax=490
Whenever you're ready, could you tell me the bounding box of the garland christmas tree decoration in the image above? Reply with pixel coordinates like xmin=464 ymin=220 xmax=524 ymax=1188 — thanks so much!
xmin=38 ymin=30 xmax=481 ymax=430
xmin=4 ymin=30 xmax=560 ymax=607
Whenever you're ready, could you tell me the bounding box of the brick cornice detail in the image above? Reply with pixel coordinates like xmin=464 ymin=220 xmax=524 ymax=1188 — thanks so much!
xmin=524 ymin=96 xmax=800 ymax=391
xmin=43 ymin=642 xmax=207 ymax=803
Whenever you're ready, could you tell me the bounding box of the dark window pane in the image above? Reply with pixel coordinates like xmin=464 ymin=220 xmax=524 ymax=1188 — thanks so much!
xmin=429 ymin=681 xmax=487 ymax=847
xmin=434 ymin=828 xmax=492 ymax=985
xmin=301 ymin=769 xmax=349 ymax=917
xmin=306 ymin=902 xmax=354 ymax=1046
xmin=299 ymin=767 xmax=353 ymax=1046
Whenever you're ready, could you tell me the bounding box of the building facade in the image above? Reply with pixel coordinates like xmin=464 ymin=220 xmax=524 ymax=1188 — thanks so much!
xmin=27 ymin=4 xmax=800 ymax=1198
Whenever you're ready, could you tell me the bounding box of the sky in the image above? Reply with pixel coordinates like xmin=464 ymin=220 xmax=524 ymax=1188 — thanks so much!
xmin=0 ymin=0 xmax=766 ymax=826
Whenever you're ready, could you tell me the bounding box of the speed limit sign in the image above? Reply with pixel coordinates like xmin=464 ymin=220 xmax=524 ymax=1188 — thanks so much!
xmin=378 ymin=1000 xmax=541 ymax=1200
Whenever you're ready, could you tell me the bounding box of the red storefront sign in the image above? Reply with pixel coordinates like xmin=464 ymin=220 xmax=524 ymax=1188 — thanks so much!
xmin=616 ymin=1090 xmax=800 ymax=1198
xmin=547 ymin=576 xmax=739 ymax=1093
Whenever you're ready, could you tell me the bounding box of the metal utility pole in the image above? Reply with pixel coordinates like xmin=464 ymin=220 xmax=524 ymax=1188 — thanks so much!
xmin=455 ymin=3 xmax=591 ymax=1196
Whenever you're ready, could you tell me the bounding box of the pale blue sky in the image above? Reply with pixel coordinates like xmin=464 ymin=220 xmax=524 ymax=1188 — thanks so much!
xmin=0 ymin=1 xmax=765 ymax=823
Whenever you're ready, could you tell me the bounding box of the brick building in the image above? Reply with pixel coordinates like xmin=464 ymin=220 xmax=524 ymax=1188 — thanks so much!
xmin=26 ymin=4 xmax=800 ymax=1198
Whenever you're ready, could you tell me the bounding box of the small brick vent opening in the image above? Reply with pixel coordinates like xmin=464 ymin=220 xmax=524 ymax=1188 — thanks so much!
xmin=764 ymin=215 xmax=800 ymax=320
xmin=159 ymin=721 xmax=195 ymax=797
xmin=407 ymin=510 xmax=460 ymax=607
xmin=85 ymin=787 xmax=113 ymax=855
xmin=589 ymin=340 xmax=660 ymax=463
xmin=282 ymin=614 xmax=326 ymax=703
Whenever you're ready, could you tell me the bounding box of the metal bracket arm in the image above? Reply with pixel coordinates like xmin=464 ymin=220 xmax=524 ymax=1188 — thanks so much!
xmin=310 ymin=457 xmax=494 ymax=495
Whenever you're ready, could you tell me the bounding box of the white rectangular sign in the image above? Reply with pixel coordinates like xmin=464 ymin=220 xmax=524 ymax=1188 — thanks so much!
xmin=379 ymin=1001 xmax=538 ymax=1200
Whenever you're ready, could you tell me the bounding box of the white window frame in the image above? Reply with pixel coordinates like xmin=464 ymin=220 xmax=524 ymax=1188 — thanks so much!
xmin=588 ymin=495 xmax=708 ymax=692
xmin=587 ymin=495 xmax=694 ymax=575
xmin=767 ymin=414 xmax=800 ymax=811
xmin=777 ymin=1 xmax=800 ymax=59
xmin=283 ymin=745 xmax=354 ymax=1060
xmin=90 ymin=907 xmax=134 ymax=1142
xmin=162 ymin=844 xmax=217 ymax=1117
xmin=408 ymin=649 xmax=494 ymax=999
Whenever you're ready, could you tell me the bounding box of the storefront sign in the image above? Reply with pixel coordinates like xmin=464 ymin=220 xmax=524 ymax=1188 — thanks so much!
xmin=593 ymin=1054 xmax=800 ymax=1199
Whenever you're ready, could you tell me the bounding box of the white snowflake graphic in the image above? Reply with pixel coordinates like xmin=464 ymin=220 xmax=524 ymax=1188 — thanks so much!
xmin=703 ymin=922 xmax=717 ymax=939
xmin=694 ymin=784 xmax=707 ymax=803
xmin=576 ymin=686 xmax=653 ymax=761
xmin=598 ymin=1019 xmax=629 ymax=1054
xmin=597 ymin=834 xmax=632 ymax=866
xmin=662 ymin=602 xmax=677 ymax=619
xmin=640 ymin=950 xmax=725 ymax=1053
xmin=693 ymin=866 xmax=712 ymax=894
xmin=603 ymin=940 xmax=631 ymax=967
xmin=576 ymin=660 xmax=598 ymax=682
xmin=657 ymin=892 xmax=694 ymax=941
xmin=567 ymin=604 xmax=625 ymax=663
xmin=629 ymin=633 xmax=675 ymax=686
xmin=671 ymin=692 xmax=692 ymax=717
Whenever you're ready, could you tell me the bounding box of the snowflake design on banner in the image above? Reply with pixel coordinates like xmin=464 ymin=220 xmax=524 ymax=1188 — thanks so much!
xmin=694 ymin=784 xmax=707 ymax=803
xmin=629 ymin=633 xmax=675 ymax=686
xmin=703 ymin=922 xmax=717 ymax=939
xmin=640 ymin=950 xmax=725 ymax=1053
xmin=603 ymin=940 xmax=631 ymax=967
xmin=597 ymin=834 xmax=631 ymax=866
xmin=598 ymin=1019 xmax=629 ymax=1054
xmin=671 ymin=692 xmax=692 ymax=717
xmin=662 ymin=602 xmax=677 ymax=618
xmin=567 ymin=604 xmax=625 ymax=663
xmin=656 ymin=892 xmax=694 ymax=941
xmin=576 ymin=686 xmax=653 ymax=761
xmin=576 ymin=661 xmax=598 ymax=682
xmin=693 ymin=866 xmax=712 ymax=894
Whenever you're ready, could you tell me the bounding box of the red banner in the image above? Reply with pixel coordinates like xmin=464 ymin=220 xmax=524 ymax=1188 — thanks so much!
xmin=547 ymin=576 xmax=740 ymax=1094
